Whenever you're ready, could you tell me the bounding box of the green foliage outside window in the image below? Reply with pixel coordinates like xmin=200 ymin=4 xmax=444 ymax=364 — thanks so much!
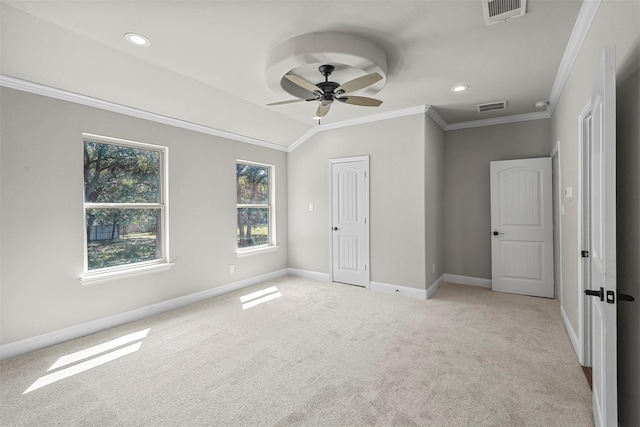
xmin=84 ymin=140 xmax=163 ymax=270
xmin=237 ymin=163 xmax=270 ymax=248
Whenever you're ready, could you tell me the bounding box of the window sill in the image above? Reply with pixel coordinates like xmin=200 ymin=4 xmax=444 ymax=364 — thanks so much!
xmin=236 ymin=245 xmax=279 ymax=258
xmin=80 ymin=262 xmax=174 ymax=286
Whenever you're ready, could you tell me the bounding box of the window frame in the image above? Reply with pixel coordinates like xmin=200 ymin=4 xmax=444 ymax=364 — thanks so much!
xmin=81 ymin=133 xmax=172 ymax=285
xmin=236 ymin=159 xmax=277 ymax=256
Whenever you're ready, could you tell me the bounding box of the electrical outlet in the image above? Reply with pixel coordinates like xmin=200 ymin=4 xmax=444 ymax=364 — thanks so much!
xmin=432 ymin=264 xmax=436 ymax=274
xmin=309 ymin=203 xmax=314 ymax=211
xmin=229 ymin=264 xmax=235 ymax=274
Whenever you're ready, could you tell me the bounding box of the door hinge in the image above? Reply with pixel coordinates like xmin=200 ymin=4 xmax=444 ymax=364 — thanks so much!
xmin=581 ymin=250 xmax=589 ymax=258
xmin=364 ymin=171 xmax=367 ymax=178
xmin=365 ymin=265 xmax=367 ymax=271
xmin=364 ymin=217 xmax=367 ymax=224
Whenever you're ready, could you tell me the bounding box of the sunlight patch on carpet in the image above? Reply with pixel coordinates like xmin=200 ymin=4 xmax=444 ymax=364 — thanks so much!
xmin=23 ymin=328 xmax=149 ymax=394
xmin=240 ymin=286 xmax=282 ymax=310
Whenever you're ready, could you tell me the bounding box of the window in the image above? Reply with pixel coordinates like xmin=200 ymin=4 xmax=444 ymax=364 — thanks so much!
xmin=236 ymin=161 xmax=275 ymax=253
xmin=82 ymin=134 xmax=169 ymax=282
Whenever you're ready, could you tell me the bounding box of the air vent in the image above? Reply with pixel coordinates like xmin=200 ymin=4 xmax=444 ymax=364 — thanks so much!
xmin=483 ymin=0 xmax=527 ymax=25
xmin=477 ymin=101 xmax=508 ymax=113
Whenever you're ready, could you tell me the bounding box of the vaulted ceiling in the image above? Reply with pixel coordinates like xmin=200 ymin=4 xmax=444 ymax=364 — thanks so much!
xmin=0 ymin=1 xmax=583 ymax=148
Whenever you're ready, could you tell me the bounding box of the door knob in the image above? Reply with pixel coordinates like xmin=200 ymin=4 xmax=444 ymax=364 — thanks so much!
xmin=492 ymin=231 xmax=504 ymax=236
xmin=333 ymin=227 xmax=339 ymax=231
xmin=584 ymin=287 xmax=604 ymax=301
xmin=618 ymin=293 xmax=635 ymax=302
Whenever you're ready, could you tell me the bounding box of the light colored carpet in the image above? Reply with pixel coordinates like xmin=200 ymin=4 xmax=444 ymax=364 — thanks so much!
xmin=0 ymin=277 xmax=593 ymax=426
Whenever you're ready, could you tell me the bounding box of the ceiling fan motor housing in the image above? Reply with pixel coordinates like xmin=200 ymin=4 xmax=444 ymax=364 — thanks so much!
xmin=318 ymin=64 xmax=335 ymax=77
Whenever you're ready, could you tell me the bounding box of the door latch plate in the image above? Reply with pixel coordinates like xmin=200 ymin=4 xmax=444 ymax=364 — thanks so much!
xmin=606 ymin=290 xmax=615 ymax=304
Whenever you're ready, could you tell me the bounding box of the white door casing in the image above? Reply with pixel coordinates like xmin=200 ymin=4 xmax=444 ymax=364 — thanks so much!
xmin=588 ymin=47 xmax=617 ymax=427
xmin=330 ymin=157 xmax=370 ymax=287
xmin=551 ymin=145 xmax=562 ymax=300
xmin=490 ymin=158 xmax=554 ymax=298
xmin=580 ymin=106 xmax=593 ymax=368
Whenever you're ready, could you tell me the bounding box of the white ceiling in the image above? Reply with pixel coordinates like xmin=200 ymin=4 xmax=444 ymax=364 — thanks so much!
xmin=0 ymin=0 xmax=583 ymax=148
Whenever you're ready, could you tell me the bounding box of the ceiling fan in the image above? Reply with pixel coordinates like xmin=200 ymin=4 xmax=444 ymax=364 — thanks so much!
xmin=267 ymin=64 xmax=383 ymax=118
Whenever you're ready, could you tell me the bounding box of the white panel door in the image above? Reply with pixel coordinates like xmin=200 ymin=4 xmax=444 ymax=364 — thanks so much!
xmin=490 ymin=158 xmax=554 ymax=298
xmin=330 ymin=158 xmax=369 ymax=287
xmin=587 ymin=47 xmax=617 ymax=427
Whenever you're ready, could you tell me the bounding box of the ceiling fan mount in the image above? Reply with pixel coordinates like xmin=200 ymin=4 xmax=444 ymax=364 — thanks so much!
xmin=318 ymin=64 xmax=335 ymax=77
xmin=267 ymin=64 xmax=384 ymax=119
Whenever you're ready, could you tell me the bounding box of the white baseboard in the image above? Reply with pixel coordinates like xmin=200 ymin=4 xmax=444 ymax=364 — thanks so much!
xmin=0 ymin=268 xmax=289 ymax=362
xmin=369 ymin=281 xmax=427 ymax=300
xmin=561 ymin=304 xmax=581 ymax=362
xmin=288 ymin=270 xmax=428 ymax=300
xmin=426 ymin=275 xmax=445 ymax=299
xmin=287 ymin=268 xmax=330 ymax=282
xmin=444 ymin=274 xmax=492 ymax=289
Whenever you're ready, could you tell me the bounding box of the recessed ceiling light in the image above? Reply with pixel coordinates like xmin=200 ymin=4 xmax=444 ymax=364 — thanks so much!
xmin=451 ymin=85 xmax=469 ymax=93
xmin=124 ymin=33 xmax=151 ymax=47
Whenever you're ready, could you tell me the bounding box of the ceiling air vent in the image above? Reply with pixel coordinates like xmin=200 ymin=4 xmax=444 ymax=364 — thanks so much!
xmin=477 ymin=101 xmax=508 ymax=113
xmin=483 ymin=0 xmax=527 ymax=26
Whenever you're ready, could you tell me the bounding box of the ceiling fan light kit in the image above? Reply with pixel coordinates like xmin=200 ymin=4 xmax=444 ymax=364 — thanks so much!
xmin=265 ymin=32 xmax=387 ymax=119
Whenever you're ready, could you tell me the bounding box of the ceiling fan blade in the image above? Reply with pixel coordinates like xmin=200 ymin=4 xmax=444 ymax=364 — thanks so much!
xmin=316 ymin=103 xmax=331 ymax=118
xmin=336 ymin=72 xmax=383 ymax=94
xmin=337 ymin=96 xmax=383 ymax=107
xmin=284 ymin=74 xmax=321 ymax=94
xmin=267 ymin=98 xmax=310 ymax=106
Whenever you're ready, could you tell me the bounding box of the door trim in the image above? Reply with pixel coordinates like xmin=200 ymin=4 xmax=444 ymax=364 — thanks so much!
xmin=328 ymin=156 xmax=370 ymax=288
xmin=578 ymin=102 xmax=593 ymax=367
xmin=551 ymin=142 xmax=563 ymax=301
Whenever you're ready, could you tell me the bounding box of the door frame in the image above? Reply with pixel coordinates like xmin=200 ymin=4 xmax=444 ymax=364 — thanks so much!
xmin=578 ymin=103 xmax=593 ymax=367
xmin=551 ymin=142 xmax=563 ymax=301
xmin=328 ymin=155 xmax=370 ymax=288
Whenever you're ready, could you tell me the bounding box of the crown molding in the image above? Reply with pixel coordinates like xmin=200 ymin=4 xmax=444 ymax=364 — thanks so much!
xmin=445 ymin=111 xmax=551 ymax=131
xmin=0 ymin=75 xmax=288 ymax=152
xmin=547 ymin=0 xmax=601 ymax=116
xmin=287 ymin=105 xmax=427 ymax=152
xmin=288 ymin=127 xmax=322 ymax=152
xmin=425 ymin=105 xmax=447 ymax=130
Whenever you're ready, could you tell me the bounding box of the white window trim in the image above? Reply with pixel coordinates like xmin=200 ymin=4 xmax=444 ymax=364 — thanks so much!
xmin=80 ymin=133 xmax=172 ymax=285
xmin=236 ymin=159 xmax=277 ymax=255
xmin=80 ymin=261 xmax=175 ymax=286
xmin=236 ymin=245 xmax=279 ymax=258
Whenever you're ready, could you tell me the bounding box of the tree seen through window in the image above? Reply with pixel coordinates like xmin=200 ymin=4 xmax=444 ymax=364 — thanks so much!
xmin=84 ymin=139 xmax=164 ymax=270
xmin=236 ymin=162 xmax=271 ymax=248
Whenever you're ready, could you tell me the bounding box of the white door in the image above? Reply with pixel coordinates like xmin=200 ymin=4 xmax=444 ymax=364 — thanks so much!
xmin=587 ymin=46 xmax=617 ymax=427
xmin=490 ymin=158 xmax=554 ymax=298
xmin=330 ymin=157 xmax=369 ymax=287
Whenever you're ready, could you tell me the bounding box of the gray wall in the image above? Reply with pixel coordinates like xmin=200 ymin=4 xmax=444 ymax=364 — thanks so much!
xmin=0 ymin=88 xmax=288 ymax=345
xmin=616 ymin=68 xmax=639 ymax=427
xmin=425 ymin=116 xmax=445 ymax=285
xmin=288 ymin=113 xmax=445 ymax=290
xmin=443 ymin=120 xmax=552 ymax=279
